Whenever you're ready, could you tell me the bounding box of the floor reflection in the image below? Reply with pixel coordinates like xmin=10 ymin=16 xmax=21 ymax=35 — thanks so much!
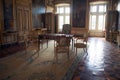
xmin=72 ymin=37 xmax=120 ymax=80
xmin=87 ymin=38 xmax=104 ymax=71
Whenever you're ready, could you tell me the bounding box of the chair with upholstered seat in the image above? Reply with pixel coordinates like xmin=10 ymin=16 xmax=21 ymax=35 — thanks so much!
xmin=54 ymin=36 xmax=71 ymax=60
xmin=17 ymin=30 xmax=39 ymax=59
xmin=23 ymin=31 xmax=39 ymax=56
xmin=74 ymin=32 xmax=88 ymax=55
xmin=61 ymin=24 xmax=74 ymax=49
xmin=117 ymin=34 xmax=120 ymax=47
xmin=62 ymin=24 xmax=71 ymax=34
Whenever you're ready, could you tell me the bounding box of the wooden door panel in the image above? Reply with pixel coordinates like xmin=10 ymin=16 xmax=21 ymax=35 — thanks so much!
xmin=17 ymin=7 xmax=24 ymax=32
xmin=24 ymin=8 xmax=31 ymax=31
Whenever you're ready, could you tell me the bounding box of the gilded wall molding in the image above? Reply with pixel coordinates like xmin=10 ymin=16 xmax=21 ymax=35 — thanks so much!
xmin=54 ymin=0 xmax=71 ymax=4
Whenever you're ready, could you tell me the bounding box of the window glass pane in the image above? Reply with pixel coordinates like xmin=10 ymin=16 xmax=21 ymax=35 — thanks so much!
xmin=98 ymin=15 xmax=105 ymax=30
xmin=89 ymin=3 xmax=107 ymax=32
xmin=90 ymin=15 xmax=96 ymax=30
xmin=90 ymin=5 xmax=97 ymax=12
xmin=57 ymin=5 xmax=70 ymax=32
xmin=57 ymin=7 xmax=59 ymax=13
xmin=59 ymin=7 xmax=64 ymax=13
xmin=65 ymin=7 xmax=70 ymax=13
xmin=65 ymin=16 xmax=70 ymax=24
xmin=99 ymin=5 xmax=106 ymax=12
xmin=59 ymin=16 xmax=64 ymax=30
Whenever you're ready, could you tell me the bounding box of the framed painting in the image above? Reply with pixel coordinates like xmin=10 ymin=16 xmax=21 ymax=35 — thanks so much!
xmin=72 ymin=0 xmax=87 ymax=28
xmin=3 ymin=0 xmax=13 ymax=30
xmin=32 ymin=0 xmax=45 ymax=28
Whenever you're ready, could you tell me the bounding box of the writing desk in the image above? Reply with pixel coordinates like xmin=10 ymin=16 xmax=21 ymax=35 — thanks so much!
xmin=38 ymin=33 xmax=73 ymax=50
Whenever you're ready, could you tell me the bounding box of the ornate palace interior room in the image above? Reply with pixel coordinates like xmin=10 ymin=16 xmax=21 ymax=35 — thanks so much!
xmin=0 ymin=0 xmax=120 ymax=80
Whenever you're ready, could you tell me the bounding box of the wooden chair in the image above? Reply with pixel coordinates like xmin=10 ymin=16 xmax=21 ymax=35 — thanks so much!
xmin=117 ymin=34 xmax=120 ymax=47
xmin=74 ymin=32 xmax=88 ymax=55
xmin=54 ymin=36 xmax=71 ymax=60
xmin=62 ymin=24 xmax=71 ymax=34
xmin=17 ymin=30 xmax=39 ymax=60
xmin=23 ymin=31 xmax=39 ymax=56
xmin=35 ymin=28 xmax=48 ymax=49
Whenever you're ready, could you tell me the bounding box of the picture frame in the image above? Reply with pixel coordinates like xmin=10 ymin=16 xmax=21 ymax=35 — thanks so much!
xmin=72 ymin=0 xmax=87 ymax=28
xmin=4 ymin=0 xmax=14 ymax=30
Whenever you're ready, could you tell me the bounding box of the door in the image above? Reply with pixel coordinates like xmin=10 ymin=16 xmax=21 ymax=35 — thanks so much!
xmin=16 ymin=6 xmax=32 ymax=33
xmin=16 ymin=1 xmax=32 ymax=42
xmin=45 ymin=13 xmax=55 ymax=33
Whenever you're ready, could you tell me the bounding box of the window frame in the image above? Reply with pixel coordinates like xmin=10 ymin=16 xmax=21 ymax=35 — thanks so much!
xmin=89 ymin=3 xmax=107 ymax=31
xmin=56 ymin=4 xmax=70 ymax=32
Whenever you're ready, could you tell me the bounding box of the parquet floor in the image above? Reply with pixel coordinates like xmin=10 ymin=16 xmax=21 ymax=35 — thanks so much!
xmin=72 ymin=37 xmax=120 ymax=80
xmin=0 ymin=37 xmax=120 ymax=80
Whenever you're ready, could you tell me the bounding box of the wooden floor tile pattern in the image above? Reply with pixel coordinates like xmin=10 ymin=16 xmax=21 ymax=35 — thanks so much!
xmin=72 ymin=37 xmax=120 ymax=80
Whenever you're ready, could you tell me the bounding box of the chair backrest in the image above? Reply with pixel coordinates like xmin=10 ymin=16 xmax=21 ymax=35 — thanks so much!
xmin=54 ymin=36 xmax=71 ymax=60
xmin=62 ymin=24 xmax=71 ymax=34
xmin=24 ymin=31 xmax=39 ymax=52
xmin=56 ymin=37 xmax=71 ymax=47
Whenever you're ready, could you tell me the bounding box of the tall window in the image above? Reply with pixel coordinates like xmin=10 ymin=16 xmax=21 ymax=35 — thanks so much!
xmin=89 ymin=2 xmax=107 ymax=31
xmin=56 ymin=4 xmax=70 ymax=32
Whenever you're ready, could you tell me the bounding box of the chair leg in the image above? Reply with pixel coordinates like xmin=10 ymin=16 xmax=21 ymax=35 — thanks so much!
xmin=83 ymin=48 xmax=85 ymax=52
xmin=54 ymin=48 xmax=58 ymax=61
xmin=41 ymin=42 xmax=43 ymax=49
xmin=74 ymin=47 xmax=75 ymax=53
xmin=76 ymin=48 xmax=77 ymax=55
xmin=85 ymin=47 xmax=88 ymax=55
xmin=72 ymin=39 xmax=74 ymax=50
xmin=83 ymin=48 xmax=87 ymax=53
xmin=67 ymin=50 xmax=69 ymax=59
xmin=86 ymin=47 xmax=87 ymax=52
xmin=56 ymin=54 xmax=58 ymax=61
xmin=46 ymin=39 xmax=48 ymax=48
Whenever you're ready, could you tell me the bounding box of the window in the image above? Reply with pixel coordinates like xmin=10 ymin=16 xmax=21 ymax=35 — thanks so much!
xmin=65 ymin=7 xmax=70 ymax=13
xmin=98 ymin=15 xmax=105 ymax=30
xmin=89 ymin=15 xmax=96 ymax=30
xmin=56 ymin=4 xmax=70 ymax=32
xmin=99 ymin=5 xmax=106 ymax=12
xmin=59 ymin=7 xmax=64 ymax=13
xmin=59 ymin=16 xmax=64 ymax=30
xmin=89 ymin=3 xmax=107 ymax=31
xmin=90 ymin=5 xmax=97 ymax=12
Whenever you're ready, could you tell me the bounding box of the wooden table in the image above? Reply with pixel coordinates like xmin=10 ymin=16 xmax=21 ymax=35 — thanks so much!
xmin=38 ymin=33 xmax=73 ymax=50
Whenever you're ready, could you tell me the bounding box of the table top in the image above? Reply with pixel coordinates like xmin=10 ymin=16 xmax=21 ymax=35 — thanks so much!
xmin=39 ymin=33 xmax=73 ymax=40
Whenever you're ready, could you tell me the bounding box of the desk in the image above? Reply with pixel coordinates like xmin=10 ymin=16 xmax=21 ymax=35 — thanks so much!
xmin=38 ymin=33 xmax=73 ymax=50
